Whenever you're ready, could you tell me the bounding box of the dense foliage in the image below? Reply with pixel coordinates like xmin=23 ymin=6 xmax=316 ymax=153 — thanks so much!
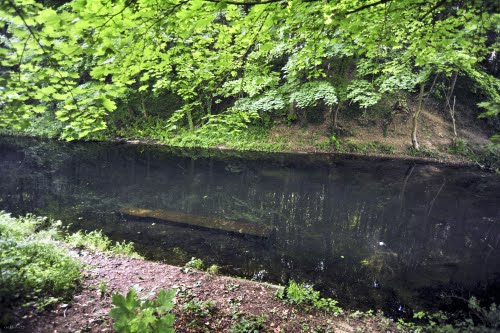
xmin=0 ymin=212 xmax=81 ymax=325
xmin=0 ymin=0 xmax=499 ymax=148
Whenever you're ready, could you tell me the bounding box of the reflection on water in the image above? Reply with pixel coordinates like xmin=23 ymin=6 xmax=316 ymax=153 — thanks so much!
xmin=1 ymin=136 xmax=499 ymax=316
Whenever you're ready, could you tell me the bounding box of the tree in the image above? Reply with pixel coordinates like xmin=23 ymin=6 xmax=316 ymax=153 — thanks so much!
xmin=1 ymin=0 xmax=498 ymax=144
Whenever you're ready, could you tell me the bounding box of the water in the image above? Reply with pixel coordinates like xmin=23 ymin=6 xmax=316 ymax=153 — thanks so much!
xmin=1 ymin=136 xmax=499 ymax=317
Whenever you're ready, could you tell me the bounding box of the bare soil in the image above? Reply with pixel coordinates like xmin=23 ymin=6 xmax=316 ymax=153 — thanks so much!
xmin=268 ymin=99 xmax=496 ymax=166
xmin=11 ymin=250 xmax=402 ymax=333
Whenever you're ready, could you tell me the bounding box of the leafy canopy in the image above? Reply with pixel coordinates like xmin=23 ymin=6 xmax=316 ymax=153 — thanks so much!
xmin=0 ymin=0 xmax=498 ymax=139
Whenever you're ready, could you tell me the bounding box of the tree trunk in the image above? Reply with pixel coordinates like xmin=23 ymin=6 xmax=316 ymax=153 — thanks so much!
xmin=445 ymin=72 xmax=458 ymax=108
xmin=333 ymin=103 xmax=340 ymax=129
xmin=411 ymin=83 xmax=425 ymax=150
xmin=205 ymin=96 xmax=212 ymax=116
xmin=140 ymin=92 xmax=148 ymax=117
xmin=450 ymin=95 xmax=457 ymax=138
xmin=288 ymin=101 xmax=297 ymax=122
xmin=186 ymin=107 xmax=194 ymax=131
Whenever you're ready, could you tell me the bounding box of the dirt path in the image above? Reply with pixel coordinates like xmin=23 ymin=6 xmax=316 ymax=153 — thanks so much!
xmin=13 ymin=250 xmax=402 ymax=333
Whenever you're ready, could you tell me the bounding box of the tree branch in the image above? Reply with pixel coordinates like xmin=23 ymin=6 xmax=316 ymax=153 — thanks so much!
xmin=203 ymin=0 xmax=285 ymax=5
xmin=203 ymin=0 xmax=391 ymax=15
xmin=346 ymin=0 xmax=391 ymax=15
xmin=421 ymin=0 xmax=447 ymax=20
xmin=6 ymin=0 xmax=81 ymax=110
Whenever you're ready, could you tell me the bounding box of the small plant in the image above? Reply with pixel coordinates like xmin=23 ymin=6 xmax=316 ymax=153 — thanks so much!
xmin=277 ymin=281 xmax=342 ymax=315
xmin=446 ymin=139 xmax=500 ymax=169
xmin=113 ymin=240 xmax=142 ymax=258
xmin=109 ymin=288 xmax=176 ymax=333
xmin=448 ymin=139 xmax=472 ymax=156
xmin=183 ymin=298 xmax=217 ymax=317
xmin=98 ymin=280 xmax=108 ymax=297
xmin=207 ymin=264 xmax=220 ymax=275
xmin=330 ymin=134 xmax=342 ymax=151
xmin=184 ymin=257 xmax=204 ymax=270
xmin=183 ymin=298 xmax=218 ymax=330
xmin=230 ymin=314 xmax=267 ymax=333
xmin=229 ymin=298 xmax=242 ymax=319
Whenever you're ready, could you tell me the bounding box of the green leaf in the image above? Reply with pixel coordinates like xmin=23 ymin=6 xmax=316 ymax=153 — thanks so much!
xmin=157 ymin=289 xmax=176 ymax=312
xmin=101 ymin=98 xmax=116 ymax=112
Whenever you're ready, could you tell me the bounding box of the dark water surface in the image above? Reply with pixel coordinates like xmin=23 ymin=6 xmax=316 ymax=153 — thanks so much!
xmin=1 ymin=136 xmax=499 ymax=317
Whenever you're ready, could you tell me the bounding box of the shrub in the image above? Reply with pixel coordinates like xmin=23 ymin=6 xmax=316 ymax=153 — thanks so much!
xmin=277 ymin=280 xmax=343 ymax=315
xmin=0 ymin=212 xmax=82 ymax=324
xmin=66 ymin=229 xmax=142 ymax=258
xmin=184 ymin=257 xmax=204 ymax=270
xmin=0 ymin=213 xmax=48 ymax=239
xmin=66 ymin=229 xmax=112 ymax=251
xmin=206 ymin=264 xmax=220 ymax=275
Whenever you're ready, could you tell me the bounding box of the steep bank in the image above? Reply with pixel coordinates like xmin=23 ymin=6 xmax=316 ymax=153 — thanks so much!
xmin=108 ymin=103 xmax=499 ymax=170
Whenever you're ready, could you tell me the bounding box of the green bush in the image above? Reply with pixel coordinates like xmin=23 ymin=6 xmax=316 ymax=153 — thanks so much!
xmin=184 ymin=257 xmax=204 ymax=270
xmin=66 ymin=229 xmax=142 ymax=258
xmin=277 ymin=280 xmax=343 ymax=315
xmin=206 ymin=264 xmax=220 ymax=275
xmin=0 ymin=213 xmax=50 ymax=239
xmin=110 ymin=288 xmax=176 ymax=333
xmin=0 ymin=212 xmax=82 ymax=324
xmin=66 ymin=229 xmax=112 ymax=251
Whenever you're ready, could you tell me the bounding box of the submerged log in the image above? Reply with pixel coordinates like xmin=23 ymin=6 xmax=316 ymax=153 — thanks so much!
xmin=120 ymin=207 xmax=272 ymax=238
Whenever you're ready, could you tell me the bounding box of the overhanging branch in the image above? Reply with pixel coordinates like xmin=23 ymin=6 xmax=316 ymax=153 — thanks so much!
xmin=202 ymin=0 xmax=392 ymax=15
